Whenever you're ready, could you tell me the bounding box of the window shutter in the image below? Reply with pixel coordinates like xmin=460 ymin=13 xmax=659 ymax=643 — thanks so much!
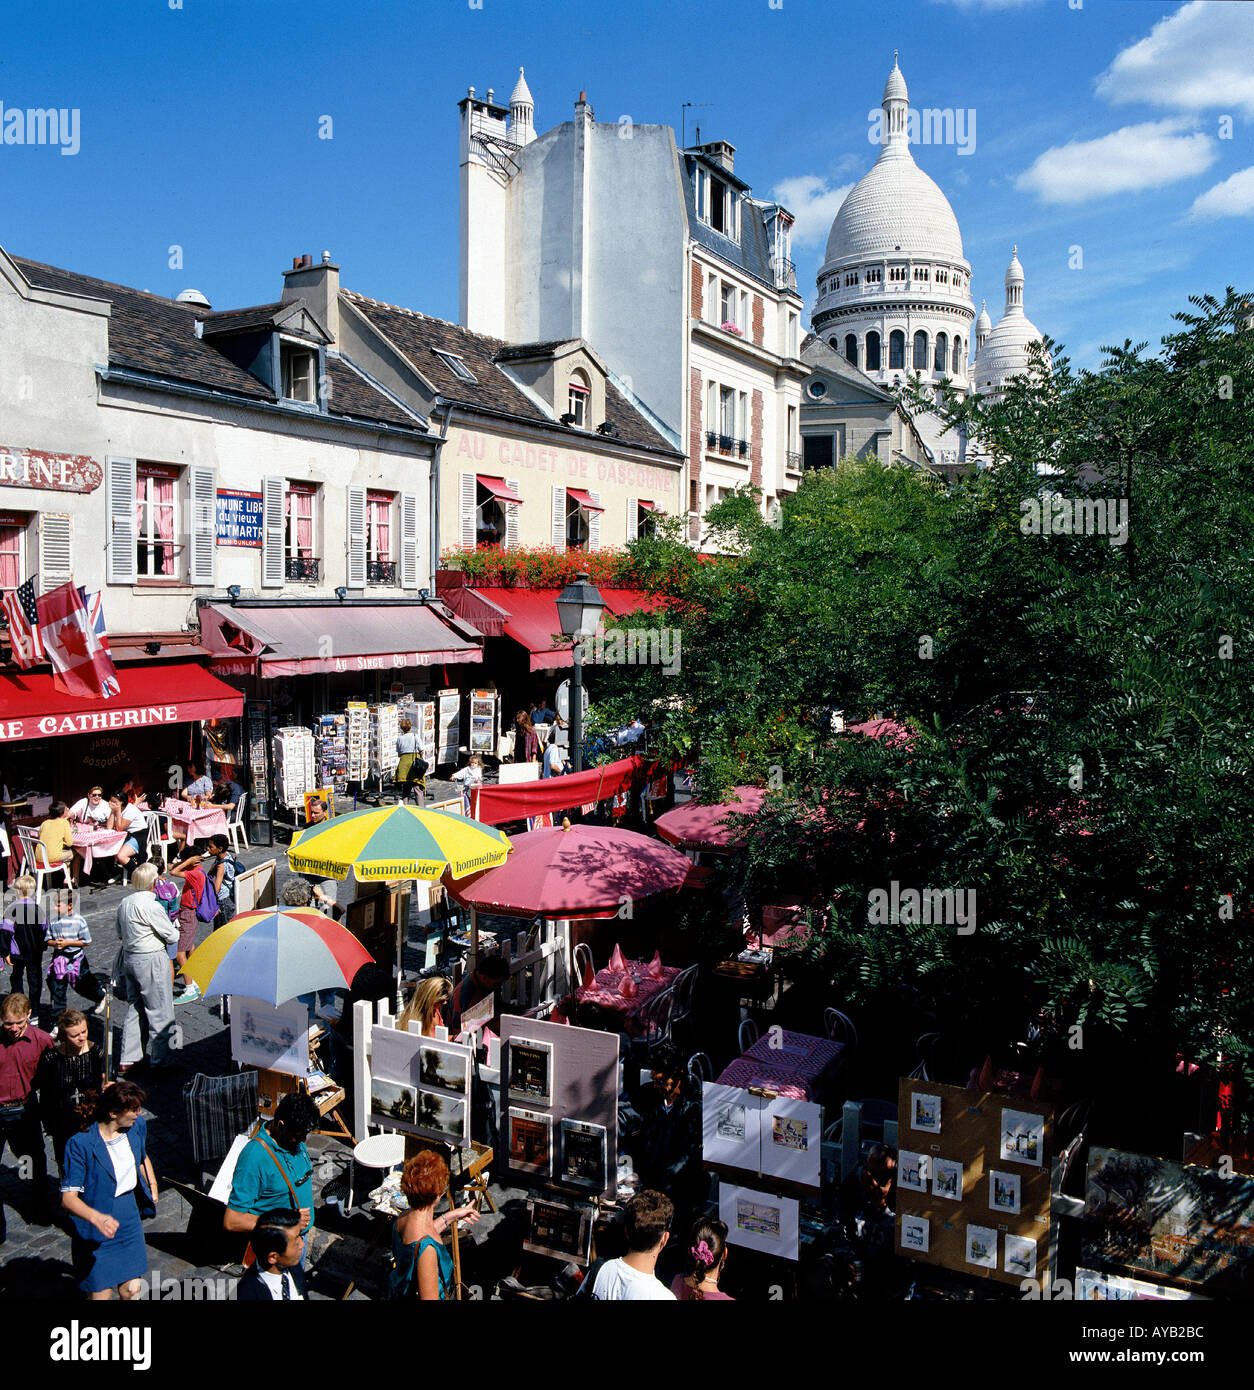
xmin=400 ymin=491 xmax=419 ymax=589
xmin=588 ymin=490 xmax=601 ymax=551
xmin=460 ymin=473 xmax=477 ymax=551
xmin=551 ymin=485 xmax=566 ymax=549
xmin=105 ymin=455 xmax=137 ymax=585
xmin=627 ymin=497 xmax=637 ymax=542
xmin=504 ymin=479 xmax=520 ymax=550
xmin=262 ymin=476 xmax=285 ymax=589
xmin=188 ymin=466 xmax=217 ymax=586
xmin=38 ymin=513 xmax=73 ymax=588
xmin=346 ymin=485 xmax=366 ymax=588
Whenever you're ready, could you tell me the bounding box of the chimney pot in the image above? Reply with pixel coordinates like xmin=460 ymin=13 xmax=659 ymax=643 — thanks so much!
xmin=302 ymin=253 xmax=313 ymax=268
xmin=469 ymin=85 xmax=476 ymax=98
xmin=321 ymin=251 xmax=331 ymax=264
xmin=292 ymin=256 xmax=302 ymax=269
xmin=578 ymin=90 xmax=586 ymax=102
xmin=486 ymin=88 xmax=494 ymax=103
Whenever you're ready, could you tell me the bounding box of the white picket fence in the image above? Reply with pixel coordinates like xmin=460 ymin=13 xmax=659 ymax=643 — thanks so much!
xmin=456 ymin=917 xmax=571 ymax=1014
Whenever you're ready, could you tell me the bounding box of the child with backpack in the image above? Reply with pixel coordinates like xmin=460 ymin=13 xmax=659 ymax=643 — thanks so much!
xmin=168 ymin=851 xmax=218 ymax=1003
xmin=203 ymin=835 xmax=240 ymax=928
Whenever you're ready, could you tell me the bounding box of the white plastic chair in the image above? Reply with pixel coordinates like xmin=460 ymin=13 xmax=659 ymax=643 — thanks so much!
xmin=144 ymin=810 xmax=177 ymax=871
xmin=738 ymin=1017 xmax=760 ymax=1052
xmin=17 ymin=826 xmax=72 ymax=898
xmin=226 ymin=794 xmax=248 ymax=854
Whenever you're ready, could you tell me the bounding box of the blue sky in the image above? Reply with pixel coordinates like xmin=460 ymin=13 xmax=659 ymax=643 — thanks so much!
xmin=1 ymin=0 xmax=1250 ymax=372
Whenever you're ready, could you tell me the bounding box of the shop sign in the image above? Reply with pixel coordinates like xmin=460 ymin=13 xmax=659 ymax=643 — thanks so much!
xmin=216 ymin=489 xmax=264 ymax=547
xmin=0 ymin=704 xmax=181 ymax=742
xmin=452 ymin=429 xmax=676 ymax=495
xmin=83 ymin=735 xmax=129 ymax=769
xmin=0 ymin=445 xmax=102 ymax=493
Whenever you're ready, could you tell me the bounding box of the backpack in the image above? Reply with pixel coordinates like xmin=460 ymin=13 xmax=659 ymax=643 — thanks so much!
xmin=153 ymin=877 xmax=180 ymax=921
xmin=195 ymin=873 xmax=220 ymax=923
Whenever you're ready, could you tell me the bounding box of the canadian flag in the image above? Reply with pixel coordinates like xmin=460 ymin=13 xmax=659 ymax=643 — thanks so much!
xmin=36 ymin=581 xmax=121 ymax=700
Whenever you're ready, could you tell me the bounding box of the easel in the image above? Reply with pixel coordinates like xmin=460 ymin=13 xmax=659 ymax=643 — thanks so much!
xmin=255 ymin=1063 xmax=353 ymax=1142
xmin=403 ymin=1134 xmax=495 ymax=1299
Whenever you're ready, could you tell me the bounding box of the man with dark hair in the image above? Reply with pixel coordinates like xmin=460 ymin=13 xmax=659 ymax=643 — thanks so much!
xmin=236 ymin=1208 xmax=307 ymax=1300
xmin=0 ymin=993 xmax=53 ymax=1241
xmin=589 ymin=1189 xmax=675 ymax=1300
xmin=446 ymin=954 xmax=510 ymax=1036
xmin=620 ymin=1043 xmax=704 ymax=1216
xmin=838 ymin=1141 xmax=897 ymax=1278
xmin=225 ymin=1092 xmax=320 ymax=1265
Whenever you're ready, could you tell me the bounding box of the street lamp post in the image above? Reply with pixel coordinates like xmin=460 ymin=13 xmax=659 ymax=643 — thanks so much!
xmin=555 ymin=571 xmax=606 ymax=774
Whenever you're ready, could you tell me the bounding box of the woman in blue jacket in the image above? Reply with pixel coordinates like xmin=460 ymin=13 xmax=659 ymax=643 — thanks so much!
xmin=60 ymin=1080 xmax=157 ymax=1299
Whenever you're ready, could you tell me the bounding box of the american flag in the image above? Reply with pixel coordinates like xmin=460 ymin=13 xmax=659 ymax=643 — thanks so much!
xmin=2 ymin=576 xmax=44 ymax=668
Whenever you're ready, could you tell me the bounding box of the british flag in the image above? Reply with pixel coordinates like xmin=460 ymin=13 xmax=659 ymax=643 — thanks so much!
xmin=2 ymin=576 xmax=44 ymax=668
xmin=77 ymin=586 xmax=111 ymax=651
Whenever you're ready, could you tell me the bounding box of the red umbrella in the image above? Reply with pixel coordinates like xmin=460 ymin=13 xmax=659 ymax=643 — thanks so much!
xmin=445 ymin=821 xmax=693 ymax=919
xmin=654 ymin=785 xmax=766 ymax=853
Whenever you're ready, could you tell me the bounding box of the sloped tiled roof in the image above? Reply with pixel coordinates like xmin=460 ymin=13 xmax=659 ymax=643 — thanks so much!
xmin=345 ymin=291 xmax=681 ymax=457
xmin=682 ymin=153 xmax=788 ymax=292
xmin=11 ymin=256 xmax=421 ymax=431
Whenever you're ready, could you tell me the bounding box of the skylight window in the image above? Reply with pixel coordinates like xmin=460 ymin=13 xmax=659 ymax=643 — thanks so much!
xmin=434 ymin=349 xmax=477 ymax=383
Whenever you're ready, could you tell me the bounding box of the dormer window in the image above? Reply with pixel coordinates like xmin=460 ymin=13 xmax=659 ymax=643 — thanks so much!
xmin=281 ymin=343 xmax=317 ymax=402
xmin=435 ymin=349 xmax=477 ymax=383
xmin=566 ymin=370 xmax=591 ymax=429
xmin=695 ymin=165 xmax=738 ymax=238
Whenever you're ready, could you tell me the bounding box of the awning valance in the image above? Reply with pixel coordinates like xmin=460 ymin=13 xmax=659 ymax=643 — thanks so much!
xmin=566 ymin=488 xmax=604 ymax=514
xmin=476 ymin=475 xmax=524 ymax=505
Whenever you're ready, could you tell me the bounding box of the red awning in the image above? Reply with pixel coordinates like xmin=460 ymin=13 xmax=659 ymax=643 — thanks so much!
xmin=566 ymin=488 xmax=604 ymax=514
xmin=199 ymin=602 xmax=483 ymax=677
xmin=0 ymin=661 xmax=243 ymax=743
xmin=470 ymin=755 xmax=643 ymax=826
xmin=638 ymin=499 xmax=657 ymax=512
xmin=476 ymin=475 xmax=524 ymax=505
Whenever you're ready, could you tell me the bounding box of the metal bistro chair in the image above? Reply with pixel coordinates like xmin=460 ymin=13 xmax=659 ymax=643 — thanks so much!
xmin=572 ymin=941 xmax=595 ymax=991
xmin=738 ymin=1016 xmax=761 ymax=1053
xmin=824 ymin=1007 xmax=860 ymax=1049
xmin=633 ymin=984 xmax=676 ymax=1065
xmin=687 ymin=1051 xmax=713 ymax=1087
xmin=226 ymin=793 xmax=249 ymax=854
xmin=668 ymin=963 xmax=700 ymax=1033
xmin=17 ymin=826 xmax=72 ymax=898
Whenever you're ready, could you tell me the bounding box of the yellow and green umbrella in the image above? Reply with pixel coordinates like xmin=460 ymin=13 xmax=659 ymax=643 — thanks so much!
xmin=288 ymin=802 xmax=511 ymax=882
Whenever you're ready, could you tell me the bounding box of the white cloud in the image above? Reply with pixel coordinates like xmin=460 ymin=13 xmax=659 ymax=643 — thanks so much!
xmin=1015 ymin=119 xmax=1216 ymax=205
xmin=771 ymin=175 xmax=854 ymax=249
xmin=1096 ymin=1 xmax=1254 ymax=118
xmin=1187 ymin=165 xmax=1254 ymax=223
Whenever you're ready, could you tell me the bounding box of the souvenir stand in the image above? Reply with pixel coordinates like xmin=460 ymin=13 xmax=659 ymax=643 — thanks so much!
xmin=893 ymin=1078 xmax=1054 ymax=1289
xmin=702 ymin=1080 xmax=823 ymax=1270
xmin=498 ymin=1015 xmax=620 ymax=1270
xmin=351 ymin=1007 xmax=492 ymax=1298
xmin=468 ymin=689 xmax=500 ymax=758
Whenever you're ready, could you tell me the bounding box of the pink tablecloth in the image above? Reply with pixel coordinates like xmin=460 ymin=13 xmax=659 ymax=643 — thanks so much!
xmin=577 ymin=958 xmax=680 ymax=1036
xmin=72 ymin=827 xmax=127 ymax=874
xmin=715 ymin=1030 xmax=845 ymax=1101
xmin=163 ymin=800 xmax=228 ymax=845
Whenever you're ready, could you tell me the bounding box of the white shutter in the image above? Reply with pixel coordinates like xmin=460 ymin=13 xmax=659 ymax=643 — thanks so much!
xmin=460 ymin=473 xmax=477 ymax=551
xmin=346 ymin=485 xmax=366 ymax=588
xmin=105 ymin=455 xmax=137 ymax=585
xmin=551 ymin=485 xmax=566 ymax=549
xmin=262 ymin=476 xmax=285 ymax=589
xmin=627 ymin=496 xmax=638 ymax=542
xmin=38 ymin=514 xmax=73 ymax=588
xmin=400 ymin=491 xmax=419 ymax=589
xmin=505 ymin=479 xmax=520 ymax=550
xmin=588 ymin=490 xmax=601 ymax=551
xmin=188 ymin=466 xmax=217 ymax=586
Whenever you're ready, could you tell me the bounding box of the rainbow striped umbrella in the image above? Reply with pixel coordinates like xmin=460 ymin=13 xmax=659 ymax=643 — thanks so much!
xmin=182 ymin=907 xmax=374 ymax=1004
xmin=288 ymin=802 xmax=511 ymax=883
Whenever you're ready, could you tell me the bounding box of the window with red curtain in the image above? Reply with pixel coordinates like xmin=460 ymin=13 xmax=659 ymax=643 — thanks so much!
xmin=367 ymin=491 xmax=394 ymax=562
xmin=0 ymin=514 xmax=26 ymax=591
xmin=285 ymin=483 xmax=316 ymax=558
xmin=137 ymin=465 xmax=179 ymax=577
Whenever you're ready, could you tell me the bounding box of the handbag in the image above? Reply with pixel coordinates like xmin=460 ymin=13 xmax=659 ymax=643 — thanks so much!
xmin=240 ymin=1129 xmax=303 ymax=1268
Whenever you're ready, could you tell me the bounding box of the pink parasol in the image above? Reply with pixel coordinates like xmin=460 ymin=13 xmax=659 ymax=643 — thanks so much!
xmin=445 ymin=820 xmax=693 ymax=919
xmin=653 ymin=785 xmax=766 ymax=853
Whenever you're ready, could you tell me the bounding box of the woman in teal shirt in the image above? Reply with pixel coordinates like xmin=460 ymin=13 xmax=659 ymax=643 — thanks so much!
xmin=391 ymin=1150 xmax=479 ymax=1299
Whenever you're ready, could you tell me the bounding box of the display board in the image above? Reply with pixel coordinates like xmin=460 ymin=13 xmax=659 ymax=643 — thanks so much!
xmin=345 ymin=701 xmax=369 ymax=783
xmin=273 ymin=725 xmax=315 ymax=810
xmin=437 ymin=689 xmax=460 ymax=766
xmin=244 ymin=699 xmax=274 ymax=844
xmin=1082 ymin=1146 xmax=1254 ymax=1291
xmin=231 ymin=996 xmax=310 ymax=1076
xmin=469 ymin=690 xmax=498 ymax=755
xmin=702 ymin=1084 xmax=822 ymax=1188
xmin=369 ymin=702 xmax=400 ymax=784
xmin=719 ymin=1181 xmax=800 ymax=1260
xmin=894 ymin=1078 xmax=1053 ymax=1286
xmin=499 ymin=1015 xmax=618 ymax=1201
xmin=370 ymin=1023 xmax=474 ymax=1145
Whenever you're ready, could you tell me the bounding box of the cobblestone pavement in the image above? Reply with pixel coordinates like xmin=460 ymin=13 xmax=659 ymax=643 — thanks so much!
xmin=0 ymin=781 xmax=528 ymax=1301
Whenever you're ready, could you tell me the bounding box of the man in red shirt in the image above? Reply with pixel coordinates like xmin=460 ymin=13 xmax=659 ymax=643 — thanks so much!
xmin=0 ymin=992 xmax=53 ymax=1242
xmin=168 ymin=854 xmax=208 ymax=1003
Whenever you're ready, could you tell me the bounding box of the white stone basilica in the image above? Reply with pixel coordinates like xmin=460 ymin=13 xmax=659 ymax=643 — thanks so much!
xmin=813 ymin=56 xmax=1048 ymax=422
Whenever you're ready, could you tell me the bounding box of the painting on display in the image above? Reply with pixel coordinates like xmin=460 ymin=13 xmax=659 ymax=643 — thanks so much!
xmin=525 ymin=1199 xmax=593 ymax=1266
xmin=988 ymin=1170 xmax=1022 ymax=1215
xmin=761 ymin=1098 xmax=822 ymax=1187
xmin=507 ymin=1038 xmax=553 ymax=1107
xmin=1004 ymin=1234 xmax=1037 ymax=1279
xmin=230 ymin=997 xmax=310 ymax=1077
xmin=418 ymin=1039 xmax=471 ymax=1097
xmin=1082 ymin=1146 xmax=1254 ymax=1289
xmin=898 ymin=1151 xmax=930 ymax=1194
xmin=508 ymin=1108 xmax=552 ymax=1177
xmin=965 ymin=1224 xmax=998 ymax=1270
xmin=414 ymin=1089 xmax=468 ymax=1145
xmin=901 ymin=1214 xmax=930 ymax=1253
xmin=719 ymin=1182 xmax=800 ymax=1261
xmin=559 ymin=1119 xmax=608 ymax=1192
xmin=932 ymin=1157 xmax=964 ymax=1201
xmin=701 ymin=1083 xmax=761 ymax=1170
xmin=910 ymin=1092 xmax=942 ymax=1134
xmin=371 ymin=1078 xmax=417 ymax=1129
xmin=1000 ymin=1108 xmax=1046 ymax=1167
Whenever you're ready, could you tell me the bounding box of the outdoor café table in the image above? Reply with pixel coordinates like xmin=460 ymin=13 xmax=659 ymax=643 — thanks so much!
xmin=576 ymin=957 xmax=681 ymax=1036
xmin=72 ymin=826 xmax=128 ymax=875
xmin=163 ymin=798 xmax=229 ymax=846
xmin=715 ymin=1029 xmax=845 ymax=1102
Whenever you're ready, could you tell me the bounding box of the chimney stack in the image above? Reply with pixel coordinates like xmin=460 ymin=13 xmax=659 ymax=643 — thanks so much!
xmin=282 ymin=251 xmax=340 ymax=345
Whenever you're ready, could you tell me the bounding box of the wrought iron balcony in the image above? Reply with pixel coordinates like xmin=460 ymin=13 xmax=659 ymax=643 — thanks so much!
xmin=706 ymin=430 xmax=717 ymax=450
xmin=786 ymin=451 xmax=803 ymax=472
xmin=718 ymin=433 xmax=734 ymax=454
xmin=285 ymin=556 xmax=321 ymax=582
xmin=773 ymin=257 xmax=797 ymax=292
xmin=367 ymin=559 xmax=398 ymax=586
xmin=737 ymin=438 xmax=749 ymax=459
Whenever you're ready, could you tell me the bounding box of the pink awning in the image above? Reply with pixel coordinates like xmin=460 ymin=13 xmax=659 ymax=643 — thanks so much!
xmin=654 ymin=785 xmax=766 ymax=852
xmin=477 ymin=475 xmax=524 ymax=505
xmin=470 ymin=754 xmax=642 ymax=826
xmin=566 ymin=488 xmax=604 ymax=514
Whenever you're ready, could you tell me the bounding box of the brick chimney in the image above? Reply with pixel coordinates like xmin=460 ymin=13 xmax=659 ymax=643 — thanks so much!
xmin=281 ymin=250 xmax=340 ymax=345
